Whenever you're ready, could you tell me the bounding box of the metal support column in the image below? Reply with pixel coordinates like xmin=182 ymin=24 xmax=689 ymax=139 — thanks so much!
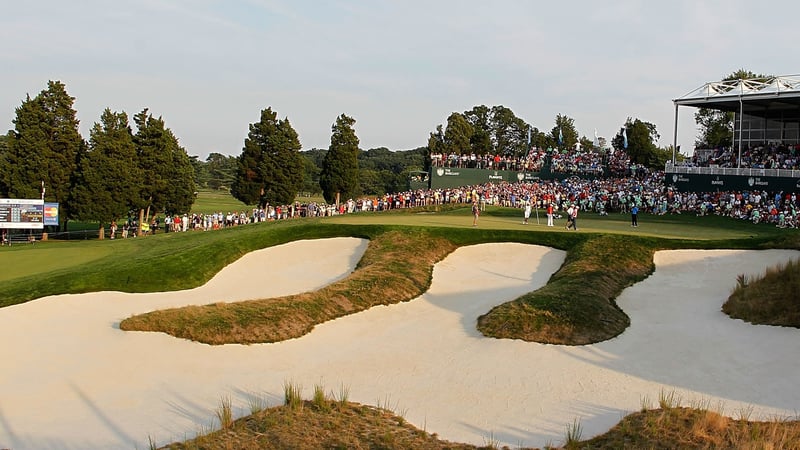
xmin=672 ymin=103 xmax=679 ymax=164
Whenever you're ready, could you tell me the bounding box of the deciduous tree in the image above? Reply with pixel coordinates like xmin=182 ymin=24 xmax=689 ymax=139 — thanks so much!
xmin=444 ymin=112 xmax=473 ymax=156
xmin=612 ymin=117 xmax=660 ymax=168
xmin=694 ymin=69 xmax=770 ymax=149
xmin=550 ymin=114 xmax=579 ymax=151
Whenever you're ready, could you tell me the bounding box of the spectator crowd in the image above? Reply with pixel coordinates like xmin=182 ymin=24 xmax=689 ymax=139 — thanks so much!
xmin=114 ymin=145 xmax=800 ymax=239
xmin=679 ymin=142 xmax=800 ymax=170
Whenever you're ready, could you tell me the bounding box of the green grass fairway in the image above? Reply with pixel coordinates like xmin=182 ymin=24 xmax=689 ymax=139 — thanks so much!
xmin=190 ymin=189 xmax=325 ymax=215
xmin=0 ymin=241 xmax=112 ymax=282
xmin=327 ymin=205 xmax=775 ymax=241
xmin=191 ymin=189 xmax=251 ymax=214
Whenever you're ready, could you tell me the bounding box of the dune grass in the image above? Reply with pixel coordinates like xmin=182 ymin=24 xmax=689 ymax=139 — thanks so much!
xmin=157 ymin=386 xmax=800 ymax=450
xmin=723 ymin=257 xmax=800 ymax=327
xmin=160 ymin=388 xmax=482 ymax=450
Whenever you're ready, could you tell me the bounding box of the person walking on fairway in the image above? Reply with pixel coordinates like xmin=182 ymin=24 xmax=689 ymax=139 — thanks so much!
xmin=631 ymin=204 xmax=639 ymax=227
xmin=547 ymin=203 xmax=554 ymax=227
xmin=472 ymin=201 xmax=480 ymax=227
xmin=523 ymin=202 xmax=531 ymax=224
xmin=567 ymin=205 xmax=579 ymax=230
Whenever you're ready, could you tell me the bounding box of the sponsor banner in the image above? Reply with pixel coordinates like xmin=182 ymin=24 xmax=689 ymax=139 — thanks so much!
xmin=665 ymin=172 xmax=800 ymax=192
xmin=0 ymin=199 xmax=45 ymax=229
xmin=429 ymin=167 xmax=574 ymax=189
xmin=44 ymin=202 xmax=59 ymax=226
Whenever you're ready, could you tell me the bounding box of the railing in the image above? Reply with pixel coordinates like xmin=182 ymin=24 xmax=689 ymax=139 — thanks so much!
xmin=664 ymin=163 xmax=800 ymax=178
xmin=3 ymin=229 xmax=102 ymax=242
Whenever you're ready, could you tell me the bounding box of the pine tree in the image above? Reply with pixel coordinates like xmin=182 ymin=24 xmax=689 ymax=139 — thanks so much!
xmin=0 ymin=134 xmax=8 ymax=196
xmin=319 ymin=114 xmax=360 ymax=204
xmin=0 ymin=81 xmax=84 ymax=227
xmin=133 ymin=109 xmax=195 ymax=231
xmin=231 ymin=107 xmax=303 ymax=207
xmin=71 ymin=109 xmax=142 ymax=230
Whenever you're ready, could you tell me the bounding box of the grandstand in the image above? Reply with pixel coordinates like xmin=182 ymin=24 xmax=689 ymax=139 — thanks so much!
xmin=668 ymin=74 xmax=800 ymax=192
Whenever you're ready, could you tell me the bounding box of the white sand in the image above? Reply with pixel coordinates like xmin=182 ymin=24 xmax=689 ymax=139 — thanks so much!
xmin=1 ymin=239 xmax=799 ymax=449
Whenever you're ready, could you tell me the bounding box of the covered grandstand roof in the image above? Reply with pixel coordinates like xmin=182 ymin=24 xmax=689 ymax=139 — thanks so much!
xmin=674 ymin=74 xmax=800 ymax=114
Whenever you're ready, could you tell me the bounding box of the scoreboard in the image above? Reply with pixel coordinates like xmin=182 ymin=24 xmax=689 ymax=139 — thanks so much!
xmin=0 ymin=199 xmax=45 ymax=229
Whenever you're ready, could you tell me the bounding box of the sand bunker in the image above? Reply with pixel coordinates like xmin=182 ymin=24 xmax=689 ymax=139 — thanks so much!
xmin=0 ymin=239 xmax=798 ymax=449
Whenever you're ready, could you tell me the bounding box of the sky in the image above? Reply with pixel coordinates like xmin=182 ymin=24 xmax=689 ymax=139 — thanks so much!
xmin=2 ymin=0 xmax=799 ymax=161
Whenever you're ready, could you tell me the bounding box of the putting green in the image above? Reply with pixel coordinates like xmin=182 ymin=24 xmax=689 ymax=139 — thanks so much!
xmin=0 ymin=242 xmax=112 ymax=283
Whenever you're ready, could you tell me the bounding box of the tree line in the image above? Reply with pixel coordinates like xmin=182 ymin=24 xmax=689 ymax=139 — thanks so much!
xmin=225 ymin=110 xmax=426 ymax=207
xmin=0 ymin=82 xmax=427 ymax=233
xmin=5 ymin=73 xmax=748 ymax=231
xmin=426 ymin=105 xmax=679 ymax=169
xmin=0 ymin=81 xmax=194 ymax=233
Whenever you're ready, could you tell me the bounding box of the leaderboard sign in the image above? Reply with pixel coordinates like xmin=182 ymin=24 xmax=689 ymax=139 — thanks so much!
xmin=0 ymin=199 xmax=50 ymax=229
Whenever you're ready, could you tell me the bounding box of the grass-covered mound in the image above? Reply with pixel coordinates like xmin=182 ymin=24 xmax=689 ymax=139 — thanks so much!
xmin=159 ymin=387 xmax=800 ymax=450
xmin=120 ymin=230 xmax=457 ymax=344
xmin=477 ymin=235 xmax=654 ymax=344
xmin=161 ymin=395 xmax=482 ymax=450
xmin=723 ymin=257 xmax=800 ymax=327
xmin=581 ymin=398 xmax=800 ymax=449
xmin=120 ymin=227 xmax=656 ymax=346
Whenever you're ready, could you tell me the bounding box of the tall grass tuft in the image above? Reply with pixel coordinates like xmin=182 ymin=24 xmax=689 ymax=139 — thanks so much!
xmin=736 ymin=273 xmax=749 ymax=288
xmin=335 ymin=382 xmax=350 ymax=405
xmin=737 ymin=404 xmax=755 ymax=422
xmin=247 ymin=393 xmax=267 ymax=414
xmin=283 ymin=380 xmax=303 ymax=410
xmin=640 ymin=394 xmax=653 ymax=412
xmin=376 ymin=394 xmax=398 ymax=414
xmin=312 ymin=383 xmax=331 ymax=412
xmin=658 ymin=389 xmax=682 ymax=410
xmin=216 ymin=395 xmax=234 ymax=430
xmin=564 ymin=417 xmax=583 ymax=448
xmin=247 ymin=392 xmax=267 ymax=415
xmin=482 ymin=430 xmax=500 ymax=449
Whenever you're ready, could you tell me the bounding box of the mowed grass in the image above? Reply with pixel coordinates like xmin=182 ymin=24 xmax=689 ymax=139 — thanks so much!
xmin=191 ymin=188 xmax=251 ymax=214
xmin=330 ymin=204 xmax=772 ymax=240
xmin=0 ymin=241 xmax=112 ymax=282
